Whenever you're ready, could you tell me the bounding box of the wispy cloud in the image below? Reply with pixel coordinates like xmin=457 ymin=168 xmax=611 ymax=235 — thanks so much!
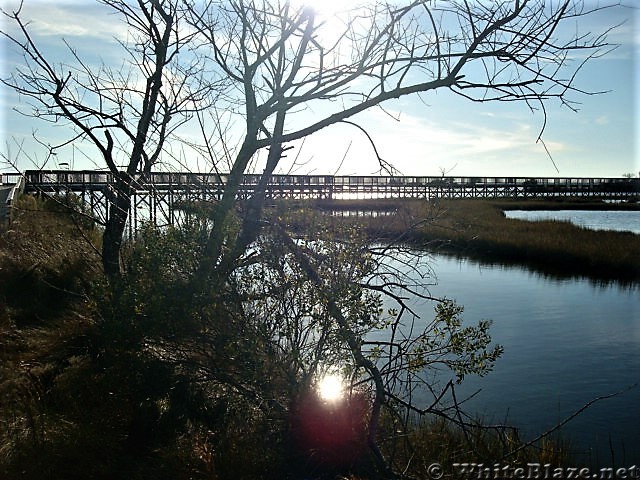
xmin=285 ymin=108 xmax=566 ymax=176
xmin=1 ymin=2 xmax=127 ymax=42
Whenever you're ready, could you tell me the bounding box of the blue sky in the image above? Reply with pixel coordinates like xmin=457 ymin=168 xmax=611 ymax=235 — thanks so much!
xmin=1 ymin=1 xmax=638 ymax=178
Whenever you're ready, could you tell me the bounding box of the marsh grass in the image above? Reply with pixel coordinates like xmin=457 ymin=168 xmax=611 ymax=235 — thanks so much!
xmin=305 ymin=198 xmax=640 ymax=284
xmin=0 ymin=197 xmax=105 ymax=478
xmin=379 ymin=416 xmax=568 ymax=477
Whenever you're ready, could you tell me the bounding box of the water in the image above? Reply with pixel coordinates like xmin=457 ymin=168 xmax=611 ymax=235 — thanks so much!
xmin=412 ymin=255 xmax=640 ymax=466
xmin=504 ymin=210 xmax=640 ymax=234
xmin=376 ymin=211 xmax=640 ymax=466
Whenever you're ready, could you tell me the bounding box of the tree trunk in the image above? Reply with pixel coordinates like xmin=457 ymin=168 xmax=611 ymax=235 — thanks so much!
xmin=102 ymin=178 xmax=132 ymax=278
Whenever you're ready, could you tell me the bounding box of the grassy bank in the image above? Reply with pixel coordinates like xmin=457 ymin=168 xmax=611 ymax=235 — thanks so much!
xmin=308 ymin=198 xmax=640 ymax=284
xmin=0 ymin=198 xmax=572 ymax=479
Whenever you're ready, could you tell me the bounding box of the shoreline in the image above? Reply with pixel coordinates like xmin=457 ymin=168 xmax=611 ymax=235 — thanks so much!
xmin=311 ymin=197 xmax=640 ymax=212
xmin=288 ymin=198 xmax=640 ymax=285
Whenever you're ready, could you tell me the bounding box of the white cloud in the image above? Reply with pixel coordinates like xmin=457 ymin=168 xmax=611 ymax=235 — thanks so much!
xmin=279 ymin=108 xmax=567 ymax=177
xmin=1 ymin=2 xmax=127 ymax=42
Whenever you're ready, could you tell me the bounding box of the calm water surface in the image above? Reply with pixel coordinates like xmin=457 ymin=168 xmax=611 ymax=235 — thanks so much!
xmin=372 ymin=210 xmax=639 ymax=465
xmin=504 ymin=210 xmax=640 ymax=234
xmin=423 ymin=255 xmax=639 ymax=464
xmin=399 ymin=254 xmax=640 ymax=466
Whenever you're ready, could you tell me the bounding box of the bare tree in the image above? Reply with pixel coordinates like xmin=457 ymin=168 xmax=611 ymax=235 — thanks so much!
xmin=1 ymin=0 xmax=214 ymax=276
xmin=184 ymin=0 xmax=617 ymax=283
xmin=180 ymin=0 xmax=617 ymax=472
xmin=1 ymin=0 xmax=618 ymax=276
xmin=0 ymin=0 xmax=621 ymax=475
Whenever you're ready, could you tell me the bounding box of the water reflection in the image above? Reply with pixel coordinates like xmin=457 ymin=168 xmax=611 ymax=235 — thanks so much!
xmin=385 ymin=253 xmax=639 ymax=465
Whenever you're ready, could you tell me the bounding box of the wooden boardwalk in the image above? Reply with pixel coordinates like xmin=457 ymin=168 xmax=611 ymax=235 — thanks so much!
xmin=2 ymin=170 xmax=638 ymax=232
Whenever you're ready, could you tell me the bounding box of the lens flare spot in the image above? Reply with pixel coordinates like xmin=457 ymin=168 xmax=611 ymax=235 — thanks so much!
xmin=317 ymin=373 xmax=345 ymax=402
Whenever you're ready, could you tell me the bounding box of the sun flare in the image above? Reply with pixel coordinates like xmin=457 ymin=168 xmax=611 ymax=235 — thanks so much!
xmin=317 ymin=373 xmax=345 ymax=402
xmin=292 ymin=0 xmax=366 ymax=15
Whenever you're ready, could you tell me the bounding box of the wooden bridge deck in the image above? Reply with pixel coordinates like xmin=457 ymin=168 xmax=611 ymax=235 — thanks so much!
xmin=2 ymin=170 xmax=638 ymax=233
xmin=8 ymin=170 xmax=640 ymax=197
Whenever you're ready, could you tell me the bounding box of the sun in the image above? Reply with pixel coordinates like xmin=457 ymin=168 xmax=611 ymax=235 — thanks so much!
xmin=292 ymin=0 xmax=366 ymax=15
xmin=287 ymin=0 xmax=372 ymax=47
xmin=317 ymin=373 xmax=346 ymax=402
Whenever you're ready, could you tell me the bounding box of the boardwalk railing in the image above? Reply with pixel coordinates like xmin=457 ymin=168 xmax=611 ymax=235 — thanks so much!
xmin=0 ymin=173 xmax=25 ymax=223
xmin=16 ymin=170 xmax=640 ymax=197
xmin=2 ymin=170 xmax=637 ymax=233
